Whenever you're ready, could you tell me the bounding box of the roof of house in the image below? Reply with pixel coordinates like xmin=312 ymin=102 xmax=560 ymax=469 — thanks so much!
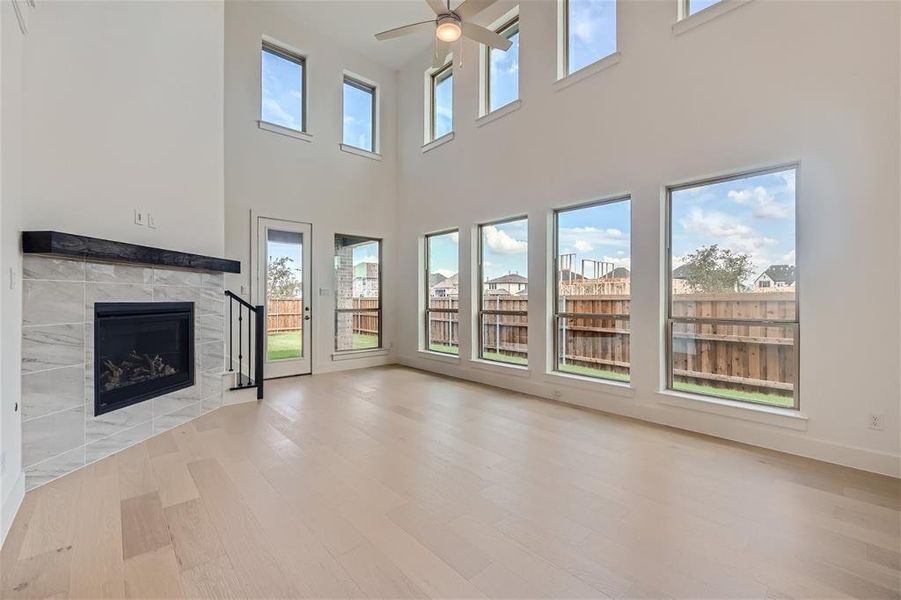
xmin=432 ymin=274 xmax=458 ymax=289
xmin=672 ymin=264 xmax=691 ymax=279
xmin=558 ymin=269 xmax=584 ymax=281
xmin=601 ymin=267 xmax=631 ymax=279
xmin=756 ymin=264 xmax=796 ymax=284
xmin=429 ymin=272 xmax=447 ymax=287
xmin=487 ymin=273 xmax=528 ymax=285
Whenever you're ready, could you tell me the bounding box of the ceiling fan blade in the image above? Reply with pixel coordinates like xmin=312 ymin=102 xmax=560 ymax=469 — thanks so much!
xmin=432 ymin=39 xmax=451 ymax=68
xmin=425 ymin=0 xmax=448 ymax=15
xmin=455 ymin=0 xmax=498 ymax=20
xmin=375 ymin=20 xmax=434 ymax=41
xmin=462 ymin=22 xmax=512 ymax=51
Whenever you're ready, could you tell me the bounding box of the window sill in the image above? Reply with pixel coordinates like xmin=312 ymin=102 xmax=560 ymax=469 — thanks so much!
xmin=421 ymin=132 xmax=454 ymax=153
xmin=476 ymin=100 xmax=522 ymax=128
xmin=339 ymin=144 xmax=382 ymax=161
xmin=673 ymin=0 xmax=753 ymax=36
xmin=546 ymin=370 xmax=634 ymax=398
xmin=417 ymin=350 xmax=461 ymax=364
xmin=657 ymin=389 xmax=808 ymax=431
xmin=258 ymin=120 xmax=313 ymax=142
xmin=554 ymin=52 xmax=621 ymax=93
xmin=469 ymin=358 xmax=530 ymax=377
xmin=331 ymin=348 xmax=389 ymax=361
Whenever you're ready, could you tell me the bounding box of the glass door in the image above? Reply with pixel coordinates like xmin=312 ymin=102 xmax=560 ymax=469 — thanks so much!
xmin=256 ymin=217 xmax=312 ymax=377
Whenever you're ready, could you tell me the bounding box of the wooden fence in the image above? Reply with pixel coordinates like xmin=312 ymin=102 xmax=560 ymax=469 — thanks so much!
xmin=429 ymin=292 xmax=795 ymax=398
xmin=268 ymin=297 xmax=379 ymax=335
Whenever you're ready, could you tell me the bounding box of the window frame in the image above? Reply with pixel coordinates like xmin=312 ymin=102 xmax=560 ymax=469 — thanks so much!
xmin=334 ymin=234 xmax=383 ymax=352
xmin=429 ymin=62 xmax=453 ymax=142
xmin=424 ymin=229 xmax=460 ymax=355
xmin=559 ymin=0 xmax=618 ymax=78
xmin=261 ymin=40 xmax=307 ymax=133
xmin=477 ymin=216 xmax=529 ymax=366
xmin=342 ymin=75 xmax=377 ymax=153
xmin=552 ymin=195 xmax=632 ymax=382
xmin=664 ymin=164 xmax=800 ymax=409
xmin=483 ymin=15 xmax=520 ymax=115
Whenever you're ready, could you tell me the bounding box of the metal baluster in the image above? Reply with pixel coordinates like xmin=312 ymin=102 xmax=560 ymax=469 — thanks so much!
xmin=228 ymin=298 xmax=233 ymax=372
xmin=238 ymin=304 xmax=243 ymax=385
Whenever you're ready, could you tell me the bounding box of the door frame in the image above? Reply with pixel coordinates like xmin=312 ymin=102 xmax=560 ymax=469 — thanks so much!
xmin=252 ymin=213 xmax=313 ymax=378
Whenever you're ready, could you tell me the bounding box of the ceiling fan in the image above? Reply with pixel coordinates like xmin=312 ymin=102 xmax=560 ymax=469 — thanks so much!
xmin=375 ymin=0 xmax=512 ymax=68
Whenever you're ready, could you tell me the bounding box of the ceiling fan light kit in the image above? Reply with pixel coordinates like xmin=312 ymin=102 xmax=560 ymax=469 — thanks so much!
xmin=435 ymin=15 xmax=463 ymax=43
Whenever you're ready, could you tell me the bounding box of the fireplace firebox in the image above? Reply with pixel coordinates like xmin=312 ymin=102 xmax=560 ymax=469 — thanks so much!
xmin=94 ymin=302 xmax=195 ymax=416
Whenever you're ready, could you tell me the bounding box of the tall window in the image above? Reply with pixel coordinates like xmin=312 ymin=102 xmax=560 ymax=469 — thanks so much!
xmin=563 ymin=0 xmax=617 ymax=75
xmin=425 ymin=230 xmax=460 ymax=354
xmin=430 ymin=63 xmax=453 ymax=141
xmin=667 ymin=166 xmax=798 ymax=408
xmin=683 ymin=0 xmax=722 ymax=17
xmin=554 ymin=197 xmax=631 ymax=382
xmin=478 ymin=218 xmax=528 ymax=366
xmin=343 ymin=76 xmax=376 ymax=152
xmin=261 ymin=42 xmax=305 ymax=132
xmin=335 ymin=235 xmax=381 ymax=351
xmin=485 ymin=17 xmax=520 ymax=114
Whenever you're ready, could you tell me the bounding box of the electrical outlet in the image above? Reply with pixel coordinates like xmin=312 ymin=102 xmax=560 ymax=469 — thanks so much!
xmin=147 ymin=213 xmax=157 ymax=229
xmin=134 ymin=209 xmax=145 ymax=226
xmin=869 ymin=414 xmax=884 ymax=431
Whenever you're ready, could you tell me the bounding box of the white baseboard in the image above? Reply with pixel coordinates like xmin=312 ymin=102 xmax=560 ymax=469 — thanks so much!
xmin=1 ymin=469 xmax=25 ymax=550
xmin=397 ymin=354 xmax=900 ymax=478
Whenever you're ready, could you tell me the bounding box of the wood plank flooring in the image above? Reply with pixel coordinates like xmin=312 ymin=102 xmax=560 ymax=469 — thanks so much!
xmin=2 ymin=365 xmax=899 ymax=599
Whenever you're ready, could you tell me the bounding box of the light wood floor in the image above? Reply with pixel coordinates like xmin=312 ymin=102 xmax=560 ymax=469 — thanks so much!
xmin=2 ymin=366 xmax=899 ymax=599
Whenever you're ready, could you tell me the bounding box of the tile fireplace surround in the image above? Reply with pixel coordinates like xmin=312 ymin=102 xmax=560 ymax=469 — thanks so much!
xmin=20 ymin=255 xmax=226 ymax=490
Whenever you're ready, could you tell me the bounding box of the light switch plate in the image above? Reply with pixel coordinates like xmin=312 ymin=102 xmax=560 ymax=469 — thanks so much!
xmin=134 ymin=209 xmax=145 ymax=226
xmin=147 ymin=213 xmax=157 ymax=229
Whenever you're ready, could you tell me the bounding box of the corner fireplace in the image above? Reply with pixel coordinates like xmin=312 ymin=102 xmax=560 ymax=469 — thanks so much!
xmin=94 ymin=302 xmax=195 ymax=416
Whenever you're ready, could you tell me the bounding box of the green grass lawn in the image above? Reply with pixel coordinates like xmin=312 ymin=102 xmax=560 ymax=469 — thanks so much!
xmin=268 ymin=330 xmax=380 ymax=360
xmin=557 ymin=362 xmax=630 ymax=382
xmin=428 ymin=343 xmax=459 ymax=355
xmin=672 ymin=381 xmax=795 ymax=408
xmin=481 ymin=351 xmax=528 ymax=366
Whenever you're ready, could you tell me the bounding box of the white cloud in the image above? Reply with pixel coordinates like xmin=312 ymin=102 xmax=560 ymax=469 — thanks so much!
xmin=434 ymin=269 xmax=456 ymax=277
xmin=602 ymin=255 xmax=631 ymax=270
xmin=779 ymin=170 xmax=796 ymax=193
xmin=262 ymin=98 xmax=298 ymax=130
xmin=728 ymin=186 xmax=791 ymax=219
xmin=449 ymin=231 xmax=459 ymax=244
xmin=482 ymin=225 xmax=527 ymax=254
xmin=573 ymin=240 xmax=594 ymax=252
xmin=681 ymin=207 xmax=752 ymax=238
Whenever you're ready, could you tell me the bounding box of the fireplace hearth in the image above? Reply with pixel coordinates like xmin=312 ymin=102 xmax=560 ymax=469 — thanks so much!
xmin=94 ymin=302 xmax=195 ymax=416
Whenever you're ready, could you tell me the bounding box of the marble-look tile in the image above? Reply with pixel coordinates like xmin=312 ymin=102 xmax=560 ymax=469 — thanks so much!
xmin=200 ymin=371 xmax=223 ymax=400
xmin=23 ymin=256 xmax=85 ymax=281
xmin=153 ymin=268 xmax=202 ymax=287
xmin=197 ymin=287 xmax=224 ymax=317
xmin=201 ymin=272 xmax=224 ymax=290
xmin=85 ymin=262 xmax=152 ymax=284
xmin=152 ymin=285 xmax=200 ymax=306
xmin=200 ymin=393 xmax=223 ymax=414
xmin=84 ymin=283 xmax=153 ymax=321
xmin=22 ymin=323 xmax=85 ymax=373
xmin=85 ymin=420 xmax=153 ymax=464
xmin=153 ymin=402 xmax=200 ymax=434
xmin=22 ymin=365 xmax=85 ymax=421
xmin=24 ymin=446 xmax=86 ymax=491
xmin=86 ymin=400 xmax=154 ymax=444
xmin=23 ymin=280 xmax=85 ymax=326
xmin=153 ymin=384 xmax=201 ymax=417
xmin=200 ymin=341 xmax=225 ymax=374
xmin=199 ymin=315 xmax=224 ymax=342
xmin=22 ymin=406 xmax=85 ymax=467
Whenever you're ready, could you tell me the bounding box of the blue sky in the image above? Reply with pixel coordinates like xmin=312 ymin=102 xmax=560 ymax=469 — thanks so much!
xmin=489 ymin=25 xmax=519 ymax=112
xmin=568 ymin=0 xmax=617 ymax=73
xmin=428 ymin=231 xmax=459 ymax=278
xmin=481 ymin=219 xmax=528 ymax=281
xmin=557 ymin=199 xmax=631 ymax=276
xmin=261 ymin=49 xmax=303 ymax=130
xmin=434 ymin=70 xmax=453 ymax=138
xmin=689 ymin=0 xmax=721 ymax=15
xmin=343 ymin=82 xmax=374 ymax=151
xmin=671 ymin=168 xmax=796 ymax=280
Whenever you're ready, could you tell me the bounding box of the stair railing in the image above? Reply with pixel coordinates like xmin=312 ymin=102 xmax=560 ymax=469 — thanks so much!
xmin=224 ymin=290 xmax=265 ymax=400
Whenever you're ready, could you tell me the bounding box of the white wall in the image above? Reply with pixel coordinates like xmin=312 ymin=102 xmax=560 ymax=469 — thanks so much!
xmin=395 ymin=0 xmax=901 ymax=475
xmin=1 ymin=0 xmax=27 ymax=543
xmin=224 ymin=1 xmax=399 ymax=374
xmin=21 ymin=0 xmax=225 ymax=257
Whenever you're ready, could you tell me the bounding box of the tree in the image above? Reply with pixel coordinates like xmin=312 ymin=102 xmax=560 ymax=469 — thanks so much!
xmin=678 ymin=245 xmax=754 ymax=293
xmin=267 ymin=256 xmax=301 ymax=298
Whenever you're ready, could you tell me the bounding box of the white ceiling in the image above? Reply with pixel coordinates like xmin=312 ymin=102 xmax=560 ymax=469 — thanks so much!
xmin=270 ymin=0 xmax=465 ymax=69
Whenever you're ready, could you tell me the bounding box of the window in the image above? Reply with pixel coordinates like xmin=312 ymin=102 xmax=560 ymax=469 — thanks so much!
xmin=485 ymin=17 xmax=520 ymax=114
xmin=667 ymin=166 xmax=798 ymax=408
xmin=563 ymin=0 xmax=617 ymax=75
xmin=554 ymin=197 xmax=631 ymax=382
xmin=478 ymin=218 xmax=528 ymax=365
xmin=430 ymin=63 xmax=453 ymax=141
xmin=343 ymin=76 xmax=376 ymax=152
xmin=425 ymin=230 xmax=460 ymax=354
xmin=683 ymin=0 xmax=723 ymax=17
xmin=261 ymin=42 xmax=305 ymax=132
xmin=335 ymin=235 xmax=381 ymax=351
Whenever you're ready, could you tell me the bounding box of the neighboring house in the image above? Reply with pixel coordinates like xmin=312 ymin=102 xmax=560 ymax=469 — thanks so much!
xmin=429 ymin=272 xmax=447 ymax=288
xmin=671 ymin=264 xmax=692 ymax=294
xmin=601 ymin=267 xmax=631 ymax=280
xmin=558 ymin=269 xmax=584 ymax=283
xmin=353 ymin=261 xmax=380 ymax=298
xmin=485 ymin=273 xmax=528 ymax=295
xmin=430 ymin=273 xmax=458 ymax=298
xmin=755 ymin=264 xmax=796 ymax=292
